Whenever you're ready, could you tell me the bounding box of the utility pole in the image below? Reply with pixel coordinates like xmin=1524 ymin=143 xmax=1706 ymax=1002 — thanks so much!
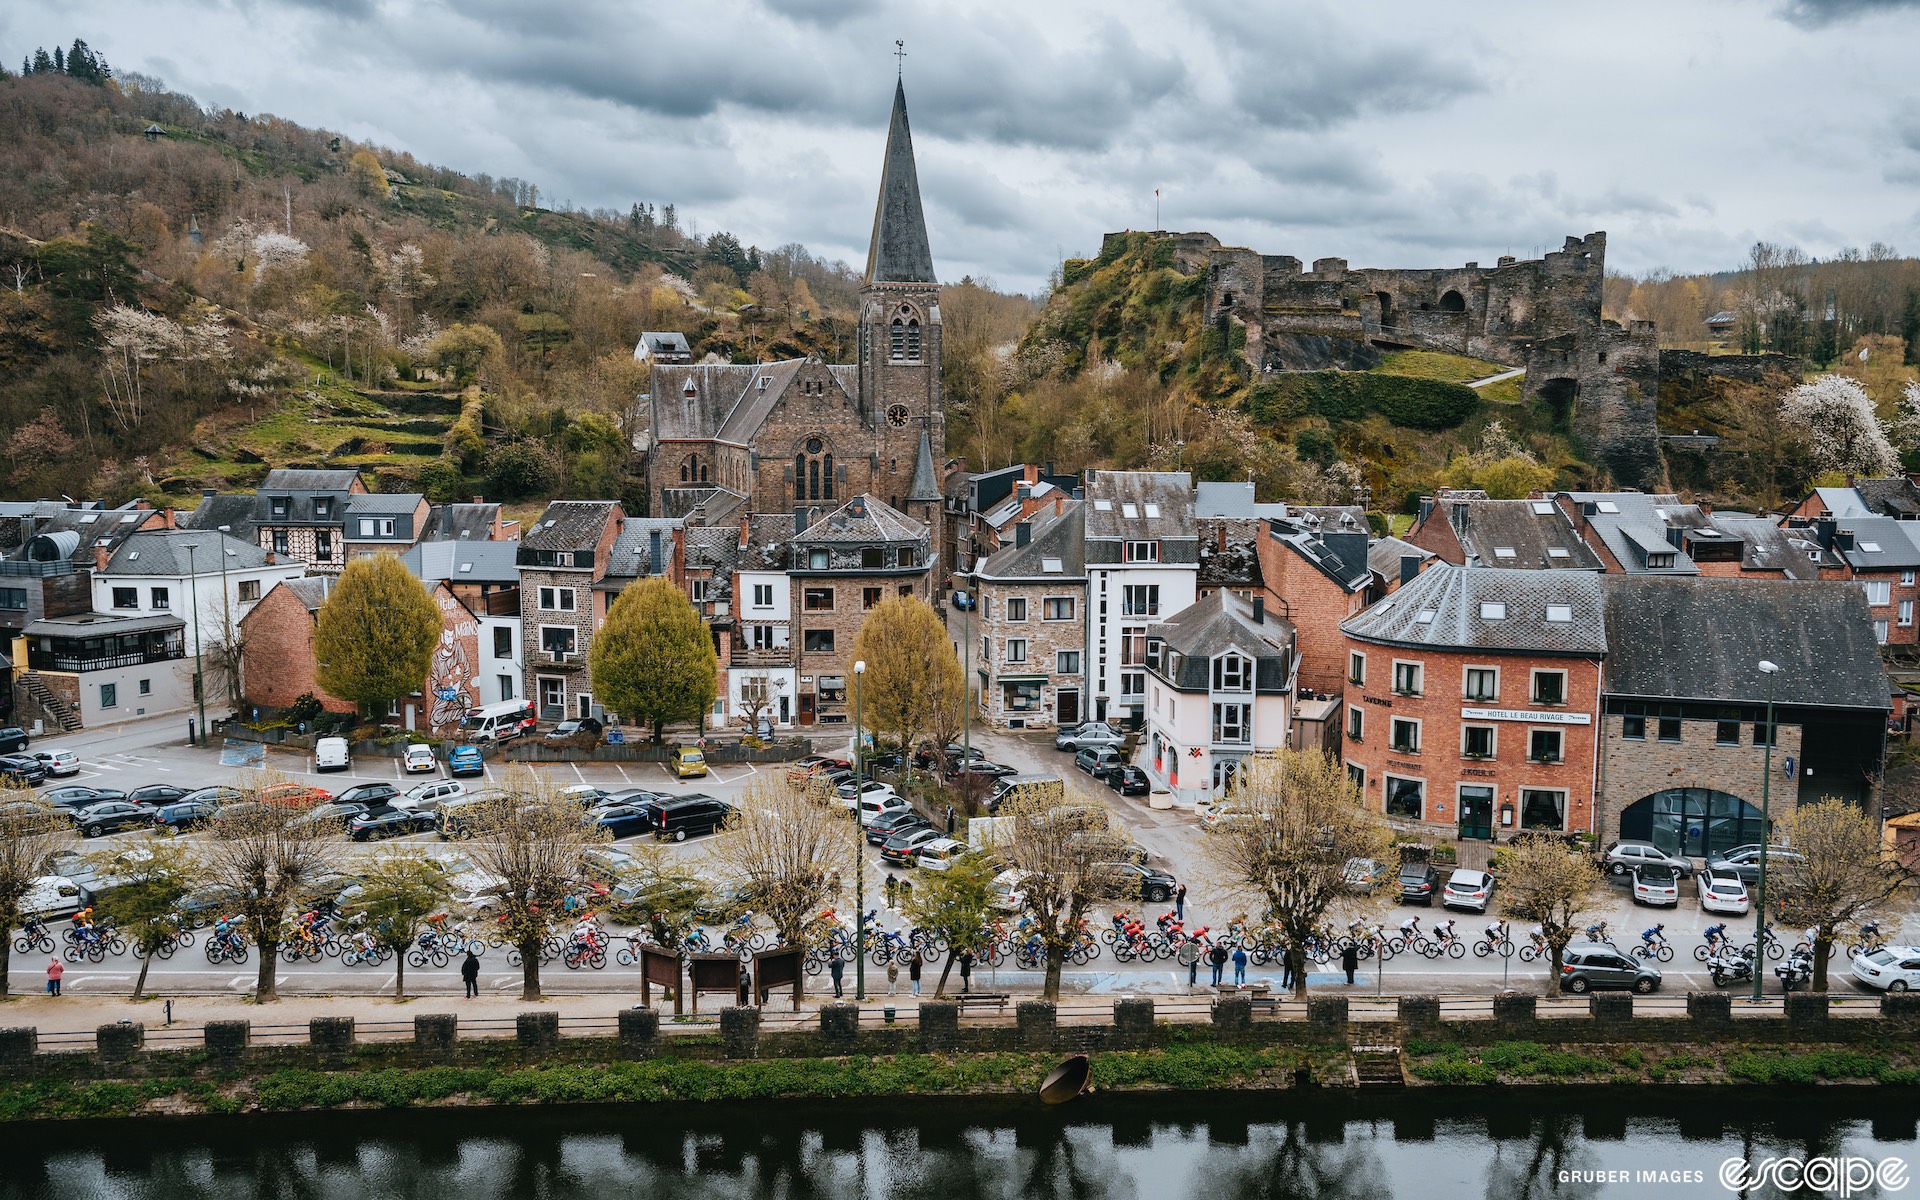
xmin=853 ymin=659 xmax=868 ymax=1003
xmin=182 ymin=542 xmax=205 ymax=741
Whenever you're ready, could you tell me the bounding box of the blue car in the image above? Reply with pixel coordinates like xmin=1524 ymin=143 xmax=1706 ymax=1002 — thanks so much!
xmin=447 ymin=745 xmax=485 ymax=778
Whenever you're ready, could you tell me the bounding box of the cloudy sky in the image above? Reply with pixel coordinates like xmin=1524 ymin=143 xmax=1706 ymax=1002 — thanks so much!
xmin=9 ymin=0 xmax=1920 ymax=291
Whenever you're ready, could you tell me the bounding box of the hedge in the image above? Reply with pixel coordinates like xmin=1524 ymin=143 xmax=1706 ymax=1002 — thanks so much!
xmin=1248 ymin=371 xmax=1479 ymax=431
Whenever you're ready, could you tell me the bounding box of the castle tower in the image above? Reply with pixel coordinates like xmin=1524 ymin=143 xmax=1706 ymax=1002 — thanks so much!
xmin=858 ymin=79 xmax=942 ymax=468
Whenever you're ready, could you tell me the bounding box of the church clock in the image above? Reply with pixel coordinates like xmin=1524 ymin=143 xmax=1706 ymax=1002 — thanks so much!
xmin=886 ymin=404 xmax=910 ymax=428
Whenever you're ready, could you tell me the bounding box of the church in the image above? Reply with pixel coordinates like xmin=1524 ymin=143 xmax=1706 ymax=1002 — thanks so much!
xmin=644 ymin=80 xmax=946 ymax=538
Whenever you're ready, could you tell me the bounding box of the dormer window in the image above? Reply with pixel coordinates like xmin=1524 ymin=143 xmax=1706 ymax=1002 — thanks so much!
xmin=1212 ymin=653 xmax=1251 ymax=692
xmin=314 ymin=498 xmax=332 ymax=518
xmin=270 ymin=497 xmax=288 ymax=518
xmin=1124 ymin=540 xmax=1159 ymax=563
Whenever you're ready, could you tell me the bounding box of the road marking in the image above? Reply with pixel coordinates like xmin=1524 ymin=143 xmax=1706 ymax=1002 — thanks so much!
xmin=83 ymin=761 xmax=124 ymax=772
xmin=230 ymin=975 xmax=253 ymax=989
xmin=572 ymin=764 xmax=587 ymax=783
xmin=615 ymin=765 xmax=632 ymax=784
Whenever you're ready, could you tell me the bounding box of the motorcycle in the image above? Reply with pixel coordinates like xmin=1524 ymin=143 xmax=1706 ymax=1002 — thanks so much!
xmin=1775 ymin=949 xmax=1815 ymax=993
xmin=1706 ymin=948 xmax=1754 ymax=988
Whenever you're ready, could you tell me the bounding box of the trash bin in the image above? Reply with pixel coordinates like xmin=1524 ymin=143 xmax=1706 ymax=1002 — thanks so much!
xmin=884 ymin=1005 xmax=896 ymax=1024
xmin=1149 ymin=786 xmax=1173 ymax=810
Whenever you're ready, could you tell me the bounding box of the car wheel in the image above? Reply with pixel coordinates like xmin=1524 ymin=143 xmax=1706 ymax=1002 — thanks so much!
xmin=1565 ymin=976 xmax=1590 ymax=994
xmin=1633 ymin=977 xmax=1656 ymax=994
xmin=1147 ymin=887 xmax=1168 ymax=904
xmin=85 ymin=824 xmax=103 ymax=838
xmin=1890 ymin=980 xmax=1910 ymax=993
xmin=1608 ymin=862 xmax=1627 ymax=876
xmin=673 ymin=829 xmax=688 ymax=842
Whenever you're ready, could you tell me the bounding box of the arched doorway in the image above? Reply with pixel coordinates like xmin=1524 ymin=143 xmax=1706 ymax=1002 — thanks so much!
xmin=1375 ymin=291 xmax=1394 ymax=331
xmin=1618 ymin=788 xmax=1767 ymax=858
xmin=1439 ymin=289 xmax=1466 ymax=313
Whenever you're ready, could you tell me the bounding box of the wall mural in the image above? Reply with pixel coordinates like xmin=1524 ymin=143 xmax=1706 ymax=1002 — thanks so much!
xmin=426 ymin=586 xmax=481 ymax=733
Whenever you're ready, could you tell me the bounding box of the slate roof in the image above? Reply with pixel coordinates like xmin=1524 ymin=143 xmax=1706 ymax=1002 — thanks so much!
xmin=598 ymin=519 xmax=684 ymax=585
xmin=281 ymin=576 xmax=337 ymax=613
xmin=1083 ymin=471 xmax=1196 ymax=564
xmin=1834 ymin=516 xmax=1920 ymax=571
xmin=400 ymin=540 xmax=521 ymax=586
xmin=421 ymin=503 xmax=502 ymax=542
xmin=1343 ymin=563 xmax=1608 ymax=655
xmin=864 ymin=79 xmax=937 ymax=286
xmin=1367 ymin=536 xmax=1433 ymax=580
xmin=1600 ymin=576 xmax=1889 ymax=710
xmin=908 ymin=431 xmax=941 ymax=503
xmin=637 ymin=332 xmax=691 ymax=358
xmin=1197 ymin=523 xmax=1262 ymax=590
xmin=1563 ymin=492 xmax=1699 ymax=574
xmin=1267 ymin=517 xmax=1373 ymax=594
xmin=649 ymin=360 xmax=859 ymax=442
xmin=741 ymin=515 xmax=797 ymax=570
xmin=180 ymin=493 xmax=260 ymax=542
xmin=1194 ymin=481 xmax=1256 ymax=519
xmin=1810 ymin=487 xmax=1873 ymax=519
xmin=1704 ymin=516 xmax=1828 ymax=580
xmin=796 ymin=494 xmax=926 ymax=544
xmin=26 ymin=612 xmax=185 ymax=638
xmin=1855 ymin=477 xmax=1920 ymax=520
xmin=1151 ymin=592 xmax=1295 ymax=694
xmin=1447 ymin=498 xmax=1604 ymax=570
xmin=974 ymin=502 xmax=1085 ymax=581
xmin=344 ymin=493 xmax=423 ymax=517
xmin=9 ymin=504 xmax=155 ymax=562
xmin=520 ymin=501 xmax=622 ymax=552
xmin=260 ymin=469 xmax=360 ymax=492
xmin=103 ymin=530 xmax=271 ymax=576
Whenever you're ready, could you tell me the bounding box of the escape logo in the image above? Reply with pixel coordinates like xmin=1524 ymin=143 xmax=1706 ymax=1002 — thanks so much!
xmin=1719 ymin=1156 xmax=1909 ymax=1196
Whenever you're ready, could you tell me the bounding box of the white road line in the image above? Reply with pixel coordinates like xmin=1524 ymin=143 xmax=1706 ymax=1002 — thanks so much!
xmin=84 ymin=761 xmax=124 ymax=772
xmin=229 ymin=975 xmax=253 ymax=989
xmin=572 ymin=764 xmax=587 ymax=783
xmin=615 ymin=765 xmax=632 ymax=784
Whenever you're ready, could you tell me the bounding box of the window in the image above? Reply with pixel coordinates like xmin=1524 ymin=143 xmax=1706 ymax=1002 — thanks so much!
xmin=1658 ymin=712 xmax=1682 ymax=742
xmin=752 ymin=584 xmax=774 ymax=609
xmin=138 ymin=678 xmax=151 ymax=695
xmin=748 ymin=625 xmax=787 ymax=650
xmin=982 ymin=635 xmax=991 ymax=663
xmin=809 ymin=549 xmax=830 ymax=570
xmin=1006 ymin=597 xmax=1028 ymax=622
xmin=1348 ymin=652 xmax=1366 ymax=686
xmin=889 ymin=314 xmax=922 ymax=361
xmin=1385 ymin=776 xmax=1424 ymax=820
xmin=1478 ymin=602 xmax=1507 ymax=620
xmin=803 ymin=588 xmax=834 ymax=611
xmin=1123 ymin=541 xmax=1160 ymax=563
xmin=1212 ymin=702 xmax=1250 ymax=744
xmin=861 ymin=547 xmax=884 ymax=569
xmin=272 ymin=531 xmax=289 ymax=556
xmin=1463 ymin=725 xmax=1494 ymax=758
xmin=1122 ymin=585 xmax=1159 ymax=617
xmin=1121 ymin=626 xmax=1148 ymax=667
xmin=1622 ymin=714 xmax=1646 ymax=740
xmin=1212 ymin=759 xmax=1241 ymax=790
xmin=1865 ymin=580 xmax=1892 ymax=606
xmin=690 ymin=580 xmax=709 ymax=603
xmin=1903 ymin=600 xmax=1915 ymax=627
xmin=798 ymin=440 xmax=835 ymax=502
xmin=1529 ymin=728 xmax=1563 ymax=763
xmin=1213 ymin=653 xmax=1251 ymax=692
xmin=1464 ymin=667 xmax=1498 ymax=701
xmin=1521 ymin=789 xmax=1565 ymax=830
xmin=1390 ymin=717 xmax=1420 ymax=754
xmin=1545 ymin=604 xmax=1573 ymax=623
xmin=899 ymin=585 xmax=912 ymax=597
xmin=358 ymin=518 xmax=376 ymax=537
xmin=540 ymin=627 xmax=577 ymax=655
xmin=1043 ymin=597 xmax=1075 ymax=621
xmin=1006 ymin=638 xmax=1028 ymax=665
xmin=538 ymin=587 xmax=576 ymax=612
xmin=237 ymin=579 xmax=261 ymax=602
xmin=269 ymin=497 xmax=288 ymax=517
xmin=1348 ymin=763 xmax=1367 ymax=792
xmin=1392 ymin=661 xmax=1422 ymax=696
xmin=1716 ymin=717 xmax=1742 ymax=745
xmin=1754 ymin=718 xmax=1776 ymax=747
xmin=1057 ymin=650 xmax=1082 ymax=674
xmin=1121 ymin=671 xmax=1145 ymax=698
xmin=111 ymin=587 xmax=138 ymax=609
xmin=897 ymin=547 xmax=914 ymax=568
xmin=1876 ymin=620 xmax=1891 ymax=645
xmin=1347 ymin=706 xmax=1364 ymax=741
xmin=0 ymin=587 xmax=26 ymax=611
xmin=315 ymin=531 xmax=332 ymax=562
xmin=862 ymin=587 xmax=883 ymax=610
xmin=100 ymin=683 xmax=117 ymax=708
xmin=1906 ymin=571 xmax=1917 ymax=586
xmin=803 ymin=629 xmax=835 ymax=652
xmin=493 ymin=626 xmax=514 ymax=658
xmin=1531 ymin=670 xmax=1566 ymax=705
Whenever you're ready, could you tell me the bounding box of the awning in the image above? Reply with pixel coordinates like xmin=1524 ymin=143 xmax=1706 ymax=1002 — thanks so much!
xmin=24 ymin=613 xmax=185 ymax=638
xmin=996 ymin=675 xmax=1048 ymax=683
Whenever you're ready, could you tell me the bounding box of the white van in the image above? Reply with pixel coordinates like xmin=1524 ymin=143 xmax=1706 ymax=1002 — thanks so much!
xmin=314 ymin=736 xmax=351 ymax=772
xmin=457 ymin=701 xmax=537 ymax=743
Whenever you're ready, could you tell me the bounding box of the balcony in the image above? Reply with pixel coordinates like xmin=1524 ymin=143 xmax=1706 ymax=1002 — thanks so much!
xmin=28 ymin=646 xmax=184 ymax=673
xmin=733 ymin=645 xmax=792 ymax=668
xmin=539 ymin=649 xmax=584 ymax=670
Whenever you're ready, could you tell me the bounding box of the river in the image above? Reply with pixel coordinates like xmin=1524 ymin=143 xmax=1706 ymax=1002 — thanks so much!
xmin=1 ymin=1090 xmax=1915 ymax=1199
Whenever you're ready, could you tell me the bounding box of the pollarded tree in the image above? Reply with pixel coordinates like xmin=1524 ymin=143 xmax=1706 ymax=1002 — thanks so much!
xmin=197 ymin=772 xmax=343 ymax=1000
xmin=1496 ymin=833 xmax=1606 ymax=995
xmin=987 ymin=782 xmax=1134 ymax=1000
xmin=0 ymin=787 xmax=77 ymax=998
xmin=1772 ymin=798 xmax=1911 ymax=992
xmin=353 ymin=854 xmax=455 ymax=999
xmin=313 ymin=552 xmax=442 ymax=718
xmin=590 ymin=575 xmax=717 ymax=742
xmin=849 ymin=596 xmax=965 ymax=774
xmin=707 ymin=776 xmax=848 ymax=1000
xmin=90 ymin=842 xmax=199 ymax=998
xmin=1207 ymin=752 xmax=1395 ymax=1000
xmin=1779 ymin=374 xmax=1900 ymax=479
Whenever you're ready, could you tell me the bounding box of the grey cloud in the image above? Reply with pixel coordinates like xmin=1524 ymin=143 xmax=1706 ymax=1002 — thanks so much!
xmin=762 ymin=0 xmax=882 ymax=29
xmin=1778 ymin=0 xmax=1920 ymax=25
xmin=1896 ymin=106 xmax=1920 ymax=155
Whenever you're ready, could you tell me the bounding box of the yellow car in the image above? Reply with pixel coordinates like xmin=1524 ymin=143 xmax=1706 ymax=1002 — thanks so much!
xmin=670 ymin=745 xmax=708 ymax=779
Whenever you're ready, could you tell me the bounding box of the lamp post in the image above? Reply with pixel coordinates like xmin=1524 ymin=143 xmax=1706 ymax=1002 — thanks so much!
xmin=182 ymin=542 xmax=205 ymax=742
xmin=1753 ymin=659 xmax=1780 ymax=1004
xmin=853 ymin=659 xmax=867 ymax=1003
xmin=961 ymin=593 xmax=971 ymax=769
xmin=216 ymin=526 xmax=235 ymax=707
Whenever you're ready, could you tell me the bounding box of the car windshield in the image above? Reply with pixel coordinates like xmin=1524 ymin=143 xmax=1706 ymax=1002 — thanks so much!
xmin=1866 ymin=949 xmax=1897 ymax=965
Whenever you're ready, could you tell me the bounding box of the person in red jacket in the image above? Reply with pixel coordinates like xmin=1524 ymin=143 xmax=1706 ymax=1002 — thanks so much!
xmin=46 ymin=959 xmax=63 ymax=997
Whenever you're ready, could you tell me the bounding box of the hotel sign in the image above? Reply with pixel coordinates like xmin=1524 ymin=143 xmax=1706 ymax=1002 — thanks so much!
xmin=1461 ymin=707 xmax=1592 ymax=725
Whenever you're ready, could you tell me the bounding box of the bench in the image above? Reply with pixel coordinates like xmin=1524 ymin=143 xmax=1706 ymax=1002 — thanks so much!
xmin=1249 ymin=995 xmax=1281 ymax=1015
xmin=957 ymin=992 xmax=1011 ymax=1012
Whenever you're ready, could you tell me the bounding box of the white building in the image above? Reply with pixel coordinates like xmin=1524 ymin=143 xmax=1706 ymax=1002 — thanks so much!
xmin=1082 ymin=470 xmax=1198 ymax=728
xmin=1145 ymin=591 xmax=1298 ymax=804
xmin=91 ymin=529 xmax=308 ymax=684
xmin=731 ymin=564 xmax=794 ymax=728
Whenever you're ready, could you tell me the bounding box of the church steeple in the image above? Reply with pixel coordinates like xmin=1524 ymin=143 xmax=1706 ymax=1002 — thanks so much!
xmin=864 ymin=79 xmax=936 ymax=286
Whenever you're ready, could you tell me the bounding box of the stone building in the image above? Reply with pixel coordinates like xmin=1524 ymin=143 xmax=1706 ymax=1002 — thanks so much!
xmin=971 ymin=499 xmax=1086 ymax=729
xmin=645 ymin=81 xmax=948 ymax=549
xmin=1341 ymin=565 xmax=1607 ymax=841
xmin=786 ymin=495 xmax=933 ymax=725
xmin=516 ymin=500 xmax=625 ymax=722
xmin=1145 ymin=591 xmax=1296 ymax=803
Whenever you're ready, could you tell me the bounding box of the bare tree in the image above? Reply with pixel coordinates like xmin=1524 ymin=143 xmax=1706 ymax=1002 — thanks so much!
xmin=1207 ymin=752 xmax=1394 ymax=999
xmin=197 ymin=772 xmax=343 ymax=1000
xmin=353 ymin=853 xmax=454 ymax=999
xmin=707 ymin=776 xmax=849 ymax=999
xmin=90 ymin=842 xmax=200 ymax=998
xmin=1496 ymin=834 xmax=1605 ymax=994
xmin=0 ymin=788 xmax=77 ymax=998
xmin=735 ymin=670 xmax=785 ymax=738
xmin=985 ymin=782 xmax=1132 ymax=1000
xmin=456 ymin=769 xmax=610 ymax=1000
xmin=1772 ymin=799 xmax=1911 ymax=992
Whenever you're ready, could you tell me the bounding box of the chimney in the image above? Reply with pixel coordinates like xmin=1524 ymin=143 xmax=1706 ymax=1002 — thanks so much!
xmin=1054 ymin=495 xmax=1064 ymax=516
xmin=201 ymin=488 xmax=216 ymax=498
xmin=473 ymin=496 xmax=485 ymax=505
xmin=739 ymin=516 xmax=751 ymax=550
xmin=1417 ymin=495 xmax=1435 ymax=525
xmin=1816 ymin=517 xmax=1837 ymax=550
xmin=266 ymin=551 xmax=277 ymax=565
xmin=1252 ymin=595 xmax=1265 ymax=623
xmin=1665 ymin=526 xmax=1683 ymax=550
xmin=1216 ymin=526 xmax=1228 ymax=551
xmin=1400 ymin=554 xmax=1422 ymax=585
xmin=93 ymin=544 xmax=110 ymax=572
xmin=648 ymin=530 xmax=664 ymax=576
xmin=1015 ymin=522 xmax=1031 ymax=548
xmin=1835 ymin=530 xmax=1856 ymax=552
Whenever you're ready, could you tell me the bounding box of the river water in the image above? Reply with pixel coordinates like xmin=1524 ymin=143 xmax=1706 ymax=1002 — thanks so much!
xmin=2 ymin=1090 xmax=1916 ymax=1199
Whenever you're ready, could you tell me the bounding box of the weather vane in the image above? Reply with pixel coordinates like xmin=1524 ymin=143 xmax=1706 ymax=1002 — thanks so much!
xmin=894 ymin=40 xmax=906 ymax=77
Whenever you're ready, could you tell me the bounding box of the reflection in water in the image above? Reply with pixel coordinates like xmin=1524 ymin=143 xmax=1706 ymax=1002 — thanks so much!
xmin=1 ymin=1091 xmax=1916 ymax=1200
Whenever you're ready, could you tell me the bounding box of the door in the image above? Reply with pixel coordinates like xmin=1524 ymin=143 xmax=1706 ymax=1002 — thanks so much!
xmin=578 ymin=693 xmax=594 ymax=720
xmin=538 ymin=677 xmax=565 ymax=721
xmin=1457 ymin=786 xmax=1494 ymax=841
xmin=1057 ymin=690 xmax=1080 ymax=726
xmin=798 ymin=694 xmax=815 ymax=725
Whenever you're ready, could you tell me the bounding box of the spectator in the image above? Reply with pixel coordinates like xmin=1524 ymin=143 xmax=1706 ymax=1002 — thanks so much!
xmin=884 ymin=874 xmax=898 ymax=909
xmin=829 ymin=949 xmax=845 ymax=999
xmin=1341 ymin=943 xmax=1359 ymax=986
xmin=908 ymin=950 xmax=923 ymax=996
xmin=45 ymin=959 xmax=63 ymax=997
xmin=946 ymin=805 xmax=956 ymax=836
xmin=1185 ymin=945 xmax=1199 ymax=991
xmin=886 ymin=958 xmax=899 ymax=995
xmin=958 ymin=950 xmax=974 ymax=994
xmin=1279 ymin=944 xmax=1295 ymax=990
xmin=1232 ymin=945 xmax=1249 ymax=987
xmin=1209 ymin=942 xmax=1229 ymax=986
xmin=739 ymin=965 xmax=754 ymax=1006
xmin=460 ymin=950 xmax=480 ymax=998
xmin=1174 ymin=883 xmax=1187 ymax=921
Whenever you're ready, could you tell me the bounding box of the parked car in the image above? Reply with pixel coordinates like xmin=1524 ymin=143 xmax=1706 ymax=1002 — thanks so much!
xmin=1342 ymin=857 xmax=1393 ymax=893
xmin=557 ymin=784 xmax=612 ymax=808
xmin=1094 ymin=861 xmax=1177 ymax=904
xmin=152 ymin=799 xmax=220 ymax=835
xmin=858 ymin=793 xmax=912 ymax=827
xmin=866 ymin=810 xmax=931 ymax=847
xmin=949 ymin=589 xmax=975 ymax=612
xmin=177 ymin=785 xmax=244 ymax=809
xmin=314 ymin=736 xmax=351 ymax=771
xmin=21 ymin=875 xmax=83 ymax=919
xmin=593 ymin=802 xmax=660 ymax=839
xmin=1073 ymin=747 xmax=1124 ymax=781
xmin=447 ymin=745 xmax=485 ymax=778
xmin=256 ymin=782 xmax=331 ymax=809
xmin=31 ymin=750 xmax=79 ymax=777
xmin=1057 ymin=722 xmax=1124 ymax=752
xmin=43 ymin=785 xmax=127 ymax=810
xmin=348 ymin=805 xmax=434 ymax=841
xmin=0 ymin=726 xmax=29 ymax=753
xmin=1442 ymin=868 xmax=1496 ymax=913
xmin=838 ymin=777 xmax=898 ymax=801
xmin=333 ymin=783 xmax=399 ymax=809
xmin=1601 ymin=840 xmax=1692 ymax=879
xmin=289 ymin=799 xmax=373 ymax=830
xmin=785 ymin=756 xmax=834 ymax=785
xmin=1851 ymin=946 xmax=1920 ymax=992
xmin=1559 ymin=942 xmax=1662 ymax=994
xmin=0 ymin=754 xmax=47 ymax=786
xmin=652 ymin=796 xmax=732 ymax=842
xmin=546 ymin=717 xmax=604 ymax=741
xmin=1632 ymin=863 xmax=1681 ymax=907
xmin=1398 ymin=861 xmax=1438 ymax=906
xmin=915 ymin=838 xmax=970 ymax=870
xmin=1696 ymin=868 xmax=1751 ymax=916
xmin=1704 ymin=845 xmax=1803 ymax=885
xmin=125 ymin=784 xmax=190 ymax=808
xmin=73 ymin=801 xmax=155 ymax=838
xmin=879 ymin=826 xmax=943 ymax=865
xmin=396 ymin=779 xmax=467 ymax=814
xmin=669 ymin=745 xmax=707 ymax=778
xmin=916 ymin=743 xmax=982 ymax=771
xmin=403 ymin=744 xmax=437 ymax=773
xmin=1107 ymin=765 xmax=1151 ymax=796
xmin=948 ymin=760 xmax=1017 ymax=783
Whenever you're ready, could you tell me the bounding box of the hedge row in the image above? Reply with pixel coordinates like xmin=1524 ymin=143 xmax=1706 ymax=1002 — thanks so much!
xmin=1249 ymin=371 xmax=1480 ymax=431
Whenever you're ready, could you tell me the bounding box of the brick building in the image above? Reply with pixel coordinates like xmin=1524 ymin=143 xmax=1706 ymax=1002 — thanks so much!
xmin=1408 ymin=491 xmax=1605 ymax=571
xmin=788 ymin=495 xmax=933 ymax=725
xmin=517 ymin=501 xmax=625 ymax=721
xmin=1253 ymin=509 xmax=1374 ymax=697
xmin=972 ymin=499 xmax=1085 ymax=729
xmin=1341 ymin=565 xmax=1607 ymax=840
xmin=239 ymin=577 xmax=354 ymax=715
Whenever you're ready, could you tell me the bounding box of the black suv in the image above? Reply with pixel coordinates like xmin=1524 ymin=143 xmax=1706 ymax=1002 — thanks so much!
xmin=652 ymin=796 xmax=732 ymax=842
xmin=73 ymin=801 xmax=155 ymax=837
xmin=334 ymin=783 xmax=400 ymax=809
xmin=1398 ymin=861 xmax=1438 ymax=906
xmin=0 ymin=754 xmax=46 ymax=786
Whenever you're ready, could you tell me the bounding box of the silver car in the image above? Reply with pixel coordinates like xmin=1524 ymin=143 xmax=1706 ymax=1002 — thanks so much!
xmin=1602 ymin=840 xmax=1692 ymax=879
xmin=1058 ymin=722 xmax=1125 ymax=752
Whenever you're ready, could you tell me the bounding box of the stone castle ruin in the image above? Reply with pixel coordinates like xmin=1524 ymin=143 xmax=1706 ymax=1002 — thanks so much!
xmin=1127 ymin=230 xmax=1681 ymax=487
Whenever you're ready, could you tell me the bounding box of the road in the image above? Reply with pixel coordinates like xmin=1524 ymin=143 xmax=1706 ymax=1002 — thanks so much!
xmin=20 ymin=714 xmax=1900 ymax=999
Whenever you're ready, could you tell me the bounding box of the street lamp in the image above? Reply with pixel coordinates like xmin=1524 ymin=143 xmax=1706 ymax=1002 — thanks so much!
xmin=853 ymin=659 xmax=867 ymax=1003
xmin=961 ymin=593 xmax=971 ymax=770
xmin=216 ymin=526 xmax=235 ymax=707
xmin=1753 ymin=658 xmax=1780 ymax=1004
xmin=182 ymin=542 xmax=205 ymax=742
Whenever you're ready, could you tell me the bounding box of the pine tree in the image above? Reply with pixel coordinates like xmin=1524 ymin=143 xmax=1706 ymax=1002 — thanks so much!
xmin=312 ymin=552 xmax=443 ymax=715
xmin=52 ymin=45 xmax=64 ymax=73
xmin=588 ymin=575 xmax=717 ymax=742
xmin=32 ymin=48 xmax=54 ymax=74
